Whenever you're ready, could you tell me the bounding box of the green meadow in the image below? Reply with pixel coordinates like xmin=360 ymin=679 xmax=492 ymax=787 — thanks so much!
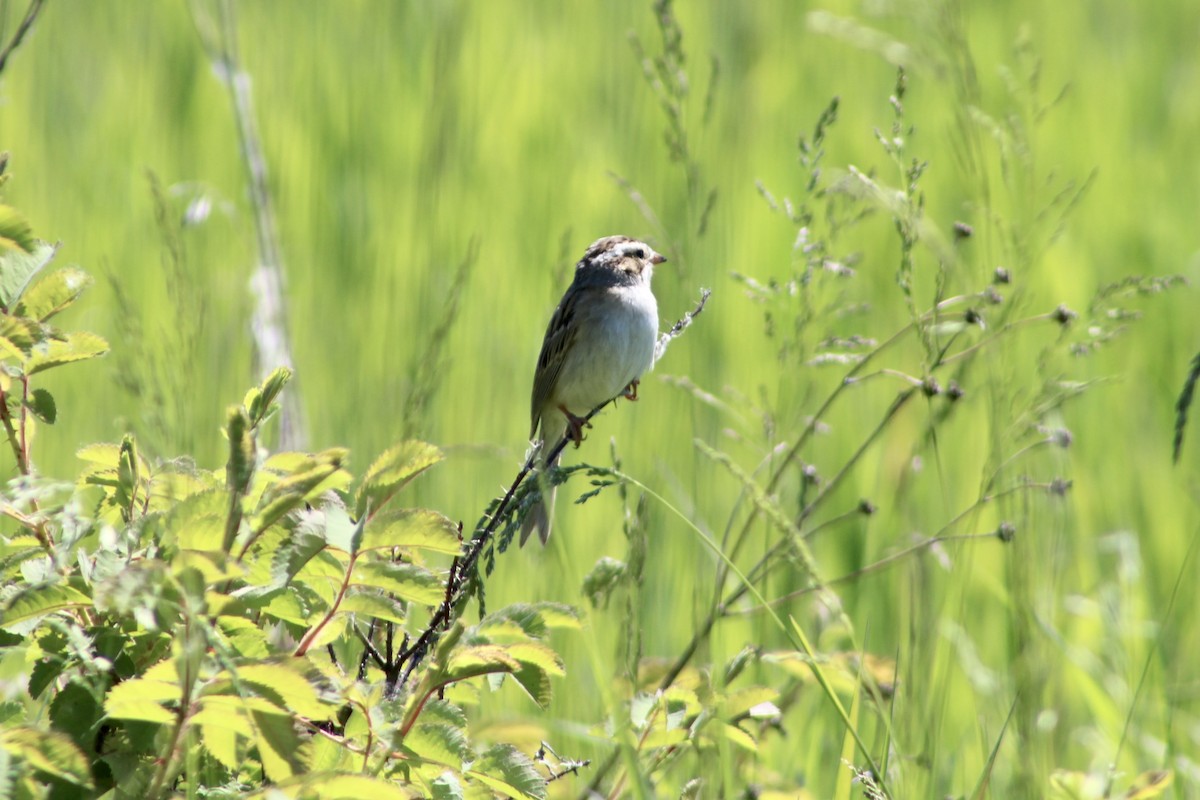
xmin=1 ymin=0 xmax=1198 ymax=797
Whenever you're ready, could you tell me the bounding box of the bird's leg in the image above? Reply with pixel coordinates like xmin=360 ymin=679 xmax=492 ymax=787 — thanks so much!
xmin=558 ymin=405 xmax=591 ymax=447
xmin=622 ymin=378 xmax=640 ymax=401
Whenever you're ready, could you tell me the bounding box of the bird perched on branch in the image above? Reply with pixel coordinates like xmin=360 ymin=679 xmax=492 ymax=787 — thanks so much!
xmin=521 ymin=235 xmax=665 ymax=545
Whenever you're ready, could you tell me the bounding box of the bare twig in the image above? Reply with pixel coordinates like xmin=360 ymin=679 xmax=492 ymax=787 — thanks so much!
xmin=0 ymin=0 xmax=46 ymax=77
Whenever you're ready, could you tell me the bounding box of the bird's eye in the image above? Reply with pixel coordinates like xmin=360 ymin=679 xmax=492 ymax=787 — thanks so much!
xmin=631 ymin=247 xmax=645 ymax=259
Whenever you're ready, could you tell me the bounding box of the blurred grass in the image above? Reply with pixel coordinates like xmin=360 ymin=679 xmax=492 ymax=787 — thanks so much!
xmin=1 ymin=0 xmax=1198 ymax=795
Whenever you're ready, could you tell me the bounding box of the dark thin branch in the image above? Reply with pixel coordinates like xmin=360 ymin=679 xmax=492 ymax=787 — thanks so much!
xmin=387 ymin=290 xmax=711 ymax=694
xmin=0 ymin=0 xmax=46 ymax=77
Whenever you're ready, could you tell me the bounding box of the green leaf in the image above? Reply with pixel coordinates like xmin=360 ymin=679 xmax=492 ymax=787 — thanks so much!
xmin=479 ymin=603 xmax=582 ymax=639
xmin=504 ymin=642 xmax=565 ymax=678
xmin=244 ymin=366 xmax=293 ymax=428
xmin=0 ymin=314 xmax=47 ymax=354
xmin=1125 ymin=771 xmax=1173 ymax=799
xmin=23 ymin=387 xmax=55 ymax=424
xmin=226 ymin=406 xmax=255 ymax=495
xmin=234 ymin=661 xmax=335 ymax=721
xmin=507 ymin=662 xmax=553 ymax=708
xmin=468 ymin=743 xmax=546 ymax=800
xmin=582 ymin=556 xmax=627 ymax=608
xmin=430 ymin=771 xmax=465 ymax=800
xmin=271 ymin=528 xmax=327 ymax=587
xmin=216 ymin=615 xmax=269 ymax=659
xmin=352 ymin=561 xmax=444 ymax=605
xmin=250 ymin=709 xmax=305 ymax=780
xmin=1 ymin=584 xmax=92 ymax=629
xmin=0 ymin=240 xmax=55 ymax=308
xmin=338 ymin=591 xmax=408 ymax=625
xmin=116 ymin=434 xmax=140 ymax=515
xmin=355 ymin=440 xmax=443 ymax=517
xmin=321 ymin=501 xmax=361 ymax=554
xmin=263 ymin=773 xmax=412 ymax=799
xmin=444 ymin=644 xmax=522 ymax=683
xmin=249 ymin=449 xmax=349 ymax=535
xmin=173 ymin=512 xmax=227 ymax=551
xmin=192 ymin=701 xmax=248 ymax=772
xmin=360 ymin=508 xmax=461 ymax=555
xmin=0 ymin=204 xmax=36 ymax=253
xmin=49 ymin=681 xmax=103 ymax=754
xmin=25 ymin=330 xmax=109 ymax=375
xmin=13 ymin=267 xmax=93 ymax=322
xmin=0 ymin=726 xmax=94 ymax=788
xmin=403 ymin=699 xmax=470 ymax=764
xmin=721 ymin=722 xmax=758 ymax=752
xmin=104 ymin=676 xmax=178 ymax=724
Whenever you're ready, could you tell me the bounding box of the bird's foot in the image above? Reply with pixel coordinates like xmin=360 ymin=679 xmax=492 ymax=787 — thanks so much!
xmin=558 ymin=405 xmax=591 ymax=447
xmin=622 ymin=379 xmax=641 ymax=401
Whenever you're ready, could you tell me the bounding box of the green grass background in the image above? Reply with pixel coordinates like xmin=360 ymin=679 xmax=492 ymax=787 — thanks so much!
xmin=1 ymin=0 xmax=1198 ymax=796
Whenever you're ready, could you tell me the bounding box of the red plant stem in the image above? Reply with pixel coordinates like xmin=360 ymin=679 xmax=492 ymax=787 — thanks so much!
xmin=294 ymin=552 xmax=358 ymax=656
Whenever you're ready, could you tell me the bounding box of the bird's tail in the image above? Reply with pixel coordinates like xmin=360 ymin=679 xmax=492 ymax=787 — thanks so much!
xmin=520 ymin=419 xmax=567 ymax=546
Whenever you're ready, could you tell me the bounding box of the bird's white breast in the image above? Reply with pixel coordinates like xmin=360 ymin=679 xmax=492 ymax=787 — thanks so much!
xmin=552 ymin=283 xmax=659 ymax=415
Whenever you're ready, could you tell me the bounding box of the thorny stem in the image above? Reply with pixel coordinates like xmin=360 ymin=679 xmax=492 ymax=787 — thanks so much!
xmin=387 ymin=291 xmax=710 ymax=694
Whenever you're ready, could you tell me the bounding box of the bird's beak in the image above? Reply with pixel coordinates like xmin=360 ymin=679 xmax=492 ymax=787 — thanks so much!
xmin=650 ymin=251 xmax=667 ymax=265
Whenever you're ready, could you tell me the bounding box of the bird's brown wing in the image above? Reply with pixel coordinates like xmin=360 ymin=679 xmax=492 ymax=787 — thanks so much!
xmin=529 ymin=286 xmax=583 ymax=438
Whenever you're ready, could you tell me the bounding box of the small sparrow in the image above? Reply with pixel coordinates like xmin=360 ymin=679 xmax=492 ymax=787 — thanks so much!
xmin=521 ymin=235 xmax=666 ymax=545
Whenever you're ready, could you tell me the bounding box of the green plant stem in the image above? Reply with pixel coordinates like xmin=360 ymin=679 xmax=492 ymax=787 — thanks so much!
xmin=0 ymin=384 xmax=27 ymax=474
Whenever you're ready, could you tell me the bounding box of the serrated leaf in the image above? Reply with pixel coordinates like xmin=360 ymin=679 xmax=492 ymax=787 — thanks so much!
xmin=77 ymin=442 xmax=123 ymax=467
xmin=445 ymin=644 xmax=522 ymax=683
xmin=405 ymin=719 xmax=472 ymax=765
xmin=271 ymin=528 xmax=327 ymax=587
xmin=468 ymin=743 xmax=546 ymax=800
xmin=352 ymin=561 xmax=444 ymax=605
xmin=360 ymin=508 xmax=461 ymax=555
xmin=504 ymin=642 xmax=565 ymax=677
xmin=193 ymin=697 xmax=254 ymax=772
xmin=0 ymin=314 xmax=46 ymax=354
xmin=508 ymin=662 xmax=553 ymax=708
xmin=23 ymin=387 xmax=55 ymax=423
xmin=0 ymin=239 xmax=55 ymax=308
xmin=338 ymin=591 xmax=408 ymax=625
xmin=0 ymin=726 xmax=93 ymax=788
xmin=0 ymin=205 xmax=36 ymax=254
xmin=355 ymin=440 xmax=443 ymax=517
xmin=1 ymin=584 xmax=92 ymax=629
xmin=250 ymin=449 xmax=349 ymax=535
xmin=216 ymin=616 xmax=269 ymax=659
xmin=480 ymin=603 xmax=582 ymax=640
xmin=233 ymin=661 xmax=334 ymax=721
xmin=25 ymin=330 xmax=109 ymax=375
xmin=0 ymin=334 xmax=25 ymax=360
xmin=13 ymin=267 xmax=93 ymax=321
xmin=104 ymin=677 xmax=178 ymax=724
xmin=431 ymin=771 xmax=465 ymax=800
xmin=250 ymin=708 xmax=304 ymax=780
xmin=174 ymin=513 xmax=226 ymax=551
